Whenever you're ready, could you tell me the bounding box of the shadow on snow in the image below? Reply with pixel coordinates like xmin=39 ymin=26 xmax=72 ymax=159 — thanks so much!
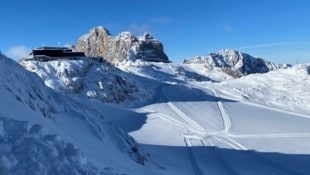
xmin=143 ymin=144 xmax=310 ymax=175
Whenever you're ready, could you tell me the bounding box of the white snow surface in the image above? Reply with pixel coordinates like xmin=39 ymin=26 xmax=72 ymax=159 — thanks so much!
xmin=0 ymin=53 xmax=152 ymax=175
xmin=6 ymin=53 xmax=310 ymax=175
xmin=204 ymin=64 xmax=310 ymax=115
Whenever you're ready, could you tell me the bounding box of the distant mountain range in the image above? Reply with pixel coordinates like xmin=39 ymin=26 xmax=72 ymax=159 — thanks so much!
xmin=74 ymin=26 xmax=292 ymax=77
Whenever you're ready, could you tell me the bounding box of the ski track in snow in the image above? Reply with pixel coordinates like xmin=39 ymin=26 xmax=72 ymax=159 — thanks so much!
xmin=212 ymin=89 xmax=231 ymax=134
xmin=161 ymin=82 xmax=310 ymax=175
xmin=206 ymin=88 xmax=308 ymax=175
xmin=161 ymin=84 xmax=206 ymax=174
xmin=141 ymin=108 xmax=206 ymax=135
xmin=166 ymin=102 xmax=205 ymax=132
xmin=184 ymin=137 xmax=203 ymax=175
xmin=161 ymin=85 xmax=206 ymax=133
xmin=206 ymin=88 xmax=247 ymax=151
xmin=162 ymin=83 xmax=246 ymax=174
xmin=200 ymin=138 xmax=240 ymax=175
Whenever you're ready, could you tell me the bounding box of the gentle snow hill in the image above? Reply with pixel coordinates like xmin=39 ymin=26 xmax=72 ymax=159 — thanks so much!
xmin=0 ymin=52 xmax=155 ymax=175
xmin=183 ymin=49 xmax=278 ymax=77
xmin=204 ymin=63 xmax=310 ymax=115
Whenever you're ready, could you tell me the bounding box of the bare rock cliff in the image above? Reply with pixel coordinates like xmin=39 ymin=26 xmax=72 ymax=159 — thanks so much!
xmin=76 ymin=26 xmax=169 ymax=63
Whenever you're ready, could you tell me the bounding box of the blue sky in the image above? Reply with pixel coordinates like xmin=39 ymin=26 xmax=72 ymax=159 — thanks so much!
xmin=1 ymin=0 xmax=310 ymax=64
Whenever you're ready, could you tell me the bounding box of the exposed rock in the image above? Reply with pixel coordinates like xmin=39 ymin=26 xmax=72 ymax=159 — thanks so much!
xmin=75 ymin=26 xmax=169 ymax=63
xmin=75 ymin=26 xmax=111 ymax=58
xmin=183 ymin=49 xmax=277 ymax=76
xmin=20 ymin=58 xmax=152 ymax=105
xmin=135 ymin=33 xmax=169 ymax=63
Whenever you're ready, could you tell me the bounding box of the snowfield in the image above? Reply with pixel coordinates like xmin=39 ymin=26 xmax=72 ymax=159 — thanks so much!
xmin=204 ymin=64 xmax=310 ymax=115
xmin=2 ymin=52 xmax=310 ymax=175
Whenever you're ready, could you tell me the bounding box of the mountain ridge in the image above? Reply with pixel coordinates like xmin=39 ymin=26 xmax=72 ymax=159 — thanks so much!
xmin=183 ymin=48 xmax=278 ymax=76
xmin=75 ymin=26 xmax=169 ymax=64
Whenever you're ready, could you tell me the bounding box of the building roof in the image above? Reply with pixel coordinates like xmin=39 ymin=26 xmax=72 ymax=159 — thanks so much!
xmin=34 ymin=46 xmax=71 ymax=50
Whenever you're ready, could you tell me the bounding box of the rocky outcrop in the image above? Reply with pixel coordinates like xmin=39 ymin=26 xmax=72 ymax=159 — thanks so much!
xmin=75 ymin=26 xmax=111 ymax=58
xmin=183 ymin=49 xmax=277 ymax=76
xmin=76 ymin=26 xmax=169 ymax=63
xmin=20 ymin=58 xmax=152 ymax=104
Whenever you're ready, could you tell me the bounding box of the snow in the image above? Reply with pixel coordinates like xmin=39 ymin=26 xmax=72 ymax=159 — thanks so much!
xmin=0 ymin=53 xmax=152 ymax=174
xmin=3 ymin=50 xmax=310 ymax=175
xmin=204 ymin=64 xmax=310 ymax=114
xmin=114 ymin=61 xmax=310 ymax=174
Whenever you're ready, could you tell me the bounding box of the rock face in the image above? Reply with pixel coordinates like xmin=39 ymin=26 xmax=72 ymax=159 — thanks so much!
xmin=183 ymin=49 xmax=277 ymax=77
xmin=75 ymin=26 xmax=169 ymax=63
xmin=75 ymin=26 xmax=110 ymax=58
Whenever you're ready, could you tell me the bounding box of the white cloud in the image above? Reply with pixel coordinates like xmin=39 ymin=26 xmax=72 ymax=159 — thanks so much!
xmin=149 ymin=17 xmax=174 ymax=25
xmin=127 ymin=17 xmax=177 ymax=36
xmin=237 ymin=42 xmax=302 ymax=50
xmin=224 ymin=24 xmax=233 ymax=32
xmin=236 ymin=41 xmax=310 ymax=64
xmin=6 ymin=45 xmax=31 ymax=60
xmin=128 ymin=23 xmax=151 ymax=36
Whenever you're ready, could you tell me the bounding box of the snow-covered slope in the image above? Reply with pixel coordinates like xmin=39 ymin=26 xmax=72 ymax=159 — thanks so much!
xmin=184 ymin=49 xmax=277 ymax=77
xmin=12 ymin=50 xmax=310 ymax=174
xmin=114 ymin=61 xmax=310 ymax=174
xmin=0 ymin=53 xmax=153 ymax=174
xmin=204 ymin=64 xmax=310 ymax=114
xmin=122 ymin=62 xmax=310 ymax=174
xmin=20 ymin=58 xmax=152 ymax=105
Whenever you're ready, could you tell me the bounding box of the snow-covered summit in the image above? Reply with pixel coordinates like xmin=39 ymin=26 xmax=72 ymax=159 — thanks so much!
xmin=75 ymin=26 xmax=169 ymax=64
xmin=183 ymin=49 xmax=277 ymax=77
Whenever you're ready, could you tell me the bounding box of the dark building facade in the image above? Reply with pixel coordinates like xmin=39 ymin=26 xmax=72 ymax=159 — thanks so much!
xmin=31 ymin=47 xmax=85 ymax=58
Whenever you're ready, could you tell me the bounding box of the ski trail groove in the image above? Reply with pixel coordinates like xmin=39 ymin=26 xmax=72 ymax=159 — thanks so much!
xmin=184 ymin=137 xmax=203 ymax=175
xmin=167 ymin=102 xmax=205 ymax=132
xmin=141 ymin=108 xmax=206 ymax=135
xmin=161 ymin=85 xmax=205 ymax=132
xmin=200 ymin=139 xmax=240 ymax=175
xmin=212 ymin=89 xmax=231 ymax=133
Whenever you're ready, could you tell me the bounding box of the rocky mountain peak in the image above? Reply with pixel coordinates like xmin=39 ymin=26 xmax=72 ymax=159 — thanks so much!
xmin=75 ymin=26 xmax=111 ymax=58
xmin=141 ymin=33 xmax=154 ymax=40
xmin=184 ymin=49 xmax=277 ymax=77
xmin=75 ymin=26 xmax=169 ymax=63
